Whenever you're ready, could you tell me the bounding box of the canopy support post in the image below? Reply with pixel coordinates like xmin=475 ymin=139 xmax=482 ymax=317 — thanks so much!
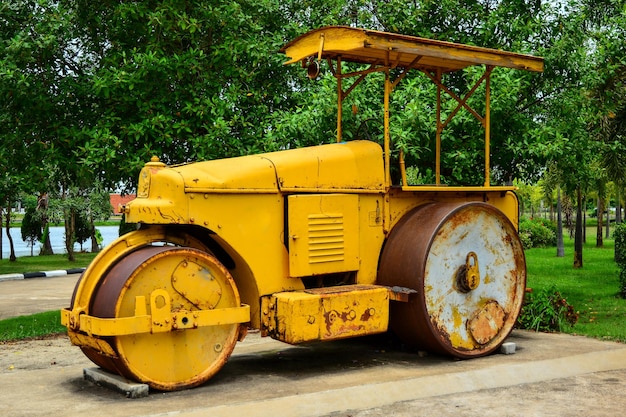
xmin=484 ymin=66 xmax=492 ymax=187
xmin=336 ymin=57 xmax=343 ymax=143
xmin=436 ymin=70 xmax=442 ymax=186
xmin=384 ymin=69 xmax=391 ymax=187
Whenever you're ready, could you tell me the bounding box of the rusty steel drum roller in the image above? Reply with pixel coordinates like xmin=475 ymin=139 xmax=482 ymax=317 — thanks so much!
xmin=77 ymin=243 xmax=242 ymax=391
xmin=378 ymin=202 xmax=526 ymax=358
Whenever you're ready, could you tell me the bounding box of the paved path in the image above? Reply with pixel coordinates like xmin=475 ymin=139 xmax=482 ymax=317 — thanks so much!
xmin=1 ymin=274 xmax=626 ymax=416
xmin=1 ymin=330 xmax=626 ymax=417
xmin=0 ymin=273 xmax=81 ymax=319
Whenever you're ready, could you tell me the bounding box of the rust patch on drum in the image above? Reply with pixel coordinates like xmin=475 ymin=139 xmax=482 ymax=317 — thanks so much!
xmin=468 ymin=300 xmax=506 ymax=345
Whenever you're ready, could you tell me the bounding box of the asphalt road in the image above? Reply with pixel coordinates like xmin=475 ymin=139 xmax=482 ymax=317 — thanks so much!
xmin=2 ymin=274 xmax=626 ymax=416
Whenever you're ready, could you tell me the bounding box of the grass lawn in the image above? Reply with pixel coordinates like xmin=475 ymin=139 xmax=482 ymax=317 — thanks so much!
xmin=0 ymin=311 xmax=65 ymax=341
xmin=525 ymin=231 xmax=626 ymax=343
xmin=0 ymin=253 xmax=98 ymax=341
xmin=0 ymin=252 xmax=97 ymax=275
xmin=1 ymin=230 xmax=624 ymax=343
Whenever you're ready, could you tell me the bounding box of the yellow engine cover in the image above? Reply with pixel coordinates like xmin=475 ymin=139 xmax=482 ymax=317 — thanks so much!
xmin=266 ymin=285 xmax=389 ymax=344
xmin=287 ymin=194 xmax=360 ymax=277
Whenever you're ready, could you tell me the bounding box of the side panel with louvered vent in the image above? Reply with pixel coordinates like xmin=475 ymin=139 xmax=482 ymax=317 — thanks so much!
xmin=288 ymin=194 xmax=359 ymax=277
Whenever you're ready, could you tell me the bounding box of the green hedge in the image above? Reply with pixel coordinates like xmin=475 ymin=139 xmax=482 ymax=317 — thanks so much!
xmin=519 ymin=218 xmax=557 ymax=249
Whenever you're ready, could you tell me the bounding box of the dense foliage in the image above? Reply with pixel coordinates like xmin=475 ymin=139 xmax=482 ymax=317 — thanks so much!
xmin=1 ymin=0 xmax=625 ymax=262
xmin=517 ymin=285 xmax=578 ymax=332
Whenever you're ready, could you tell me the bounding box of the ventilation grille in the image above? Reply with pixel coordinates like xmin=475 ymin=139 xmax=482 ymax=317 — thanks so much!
xmin=307 ymin=214 xmax=345 ymax=264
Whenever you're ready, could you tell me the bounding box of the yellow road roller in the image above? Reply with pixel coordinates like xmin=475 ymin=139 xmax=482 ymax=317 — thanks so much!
xmin=61 ymin=26 xmax=543 ymax=391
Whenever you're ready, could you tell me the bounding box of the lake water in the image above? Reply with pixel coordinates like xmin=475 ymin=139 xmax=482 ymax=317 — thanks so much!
xmin=1 ymin=225 xmax=120 ymax=259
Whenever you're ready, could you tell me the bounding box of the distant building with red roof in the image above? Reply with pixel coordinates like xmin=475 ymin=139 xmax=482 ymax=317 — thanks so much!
xmin=110 ymin=194 xmax=136 ymax=214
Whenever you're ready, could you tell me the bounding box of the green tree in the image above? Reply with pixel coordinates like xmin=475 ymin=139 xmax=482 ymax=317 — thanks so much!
xmin=0 ymin=0 xmax=97 ymax=259
xmin=548 ymin=0 xmax=626 ymax=267
xmin=74 ymin=211 xmax=91 ymax=252
xmin=21 ymin=204 xmax=43 ymax=257
xmin=85 ymin=185 xmax=113 ymax=252
xmin=1 ymin=0 xmax=623 ymax=266
xmin=47 ymin=186 xmax=87 ymax=261
xmin=68 ymin=0 xmax=296 ymax=191
xmin=37 ymin=193 xmax=54 ymax=256
xmin=532 ymin=5 xmax=600 ymax=268
xmin=0 ymin=175 xmax=20 ymax=261
xmin=585 ymin=2 xmax=626 ymax=225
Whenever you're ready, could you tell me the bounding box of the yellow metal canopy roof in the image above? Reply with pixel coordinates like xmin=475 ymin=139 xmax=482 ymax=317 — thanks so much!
xmin=280 ymin=26 xmax=544 ymax=73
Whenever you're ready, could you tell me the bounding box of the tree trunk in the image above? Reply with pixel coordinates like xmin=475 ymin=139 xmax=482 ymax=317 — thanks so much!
xmin=37 ymin=193 xmax=54 ymax=255
xmin=574 ymin=187 xmax=583 ymax=268
xmin=606 ymin=199 xmax=611 ymax=239
xmin=596 ymin=196 xmax=604 ymax=247
xmin=91 ymin=223 xmax=100 ymax=253
xmin=65 ymin=207 xmax=76 ymax=262
xmin=0 ymin=207 xmax=3 ymax=260
xmin=583 ymin=196 xmax=587 ymax=243
xmin=89 ymin=213 xmax=99 ymax=253
xmin=5 ymin=198 xmax=16 ymax=262
xmin=617 ymin=188 xmax=622 ymax=224
xmin=556 ymin=186 xmax=565 ymax=257
xmin=90 ymin=228 xmax=99 ymax=252
xmin=40 ymin=224 xmax=54 ymax=255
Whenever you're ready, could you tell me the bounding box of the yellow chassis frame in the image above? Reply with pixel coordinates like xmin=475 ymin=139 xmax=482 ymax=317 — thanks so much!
xmin=61 ymin=299 xmax=249 ymax=337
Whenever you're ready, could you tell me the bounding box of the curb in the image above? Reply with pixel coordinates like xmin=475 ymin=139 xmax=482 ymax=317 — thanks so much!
xmin=0 ymin=268 xmax=85 ymax=282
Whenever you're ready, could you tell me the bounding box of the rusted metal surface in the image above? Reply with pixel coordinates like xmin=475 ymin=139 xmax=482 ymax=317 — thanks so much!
xmin=377 ymin=202 xmax=526 ymax=358
xmin=386 ymin=286 xmax=418 ymax=302
xmin=268 ymin=285 xmax=389 ymax=344
xmin=468 ymin=300 xmax=506 ymax=345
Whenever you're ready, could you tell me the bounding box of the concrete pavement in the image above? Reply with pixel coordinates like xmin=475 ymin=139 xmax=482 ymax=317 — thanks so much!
xmin=2 ymin=329 xmax=626 ymax=417
xmin=2 ymin=274 xmax=626 ymax=416
xmin=0 ymin=273 xmax=81 ymax=319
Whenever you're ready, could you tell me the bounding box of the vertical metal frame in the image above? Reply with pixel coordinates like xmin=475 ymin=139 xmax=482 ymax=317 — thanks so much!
xmin=331 ymin=56 xmax=494 ymax=188
xmin=422 ymin=66 xmax=494 ymax=187
xmin=336 ymin=57 xmax=343 ymax=144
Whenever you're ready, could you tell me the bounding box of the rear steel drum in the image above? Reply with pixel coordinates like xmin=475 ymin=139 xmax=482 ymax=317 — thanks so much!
xmin=378 ymin=202 xmax=526 ymax=358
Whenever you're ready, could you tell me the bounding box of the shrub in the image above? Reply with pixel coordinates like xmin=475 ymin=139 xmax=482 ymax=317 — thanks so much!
xmin=517 ymin=285 xmax=578 ymax=332
xmin=620 ymin=270 xmax=626 ymax=299
xmin=519 ymin=231 xmax=533 ymax=249
xmin=519 ymin=218 xmax=557 ymax=249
